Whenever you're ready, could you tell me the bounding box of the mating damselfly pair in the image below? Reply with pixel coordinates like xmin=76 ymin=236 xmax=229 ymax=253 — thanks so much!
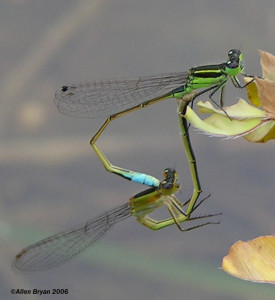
xmin=13 ymin=49 xmax=253 ymax=272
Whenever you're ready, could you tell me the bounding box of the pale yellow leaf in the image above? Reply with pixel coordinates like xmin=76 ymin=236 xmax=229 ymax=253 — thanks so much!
xmin=244 ymin=120 xmax=275 ymax=143
xmin=244 ymin=77 xmax=261 ymax=107
xmin=197 ymin=99 xmax=266 ymax=119
xmin=185 ymin=104 xmax=265 ymax=139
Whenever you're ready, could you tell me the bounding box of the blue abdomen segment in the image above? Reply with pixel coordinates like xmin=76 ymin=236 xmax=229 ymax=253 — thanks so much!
xmin=125 ymin=172 xmax=160 ymax=187
xmin=113 ymin=167 xmax=160 ymax=187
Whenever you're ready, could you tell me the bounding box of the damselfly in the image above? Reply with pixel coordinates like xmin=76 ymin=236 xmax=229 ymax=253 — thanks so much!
xmin=13 ymin=143 xmax=220 ymax=272
xmin=55 ymin=49 xmax=252 ymax=120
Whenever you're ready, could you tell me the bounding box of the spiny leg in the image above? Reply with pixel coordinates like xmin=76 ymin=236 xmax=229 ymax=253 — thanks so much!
xmin=137 ymin=214 xmax=188 ymax=231
xmin=175 ymin=219 xmax=220 ymax=232
xmin=190 ymin=85 xmax=219 ymax=110
xmin=136 ymin=210 xmax=221 ymax=231
xmin=165 ymin=194 xmax=221 ymax=232
xmin=188 ymin=81 xmax=227 ymax=112
xmin=231 ymin=75 xmax=254 ymax=89
xmin=188 ymin=80 xmax=233 ymax=118
xmin=170 ymin=195 xmax=188 ymax=216
xmin=175 ymin=193 xmax=210 ymax=211
xmin=207 ymin=82 xmax=232 ymax=119
xmin=192 ymin=193 xmax=211 ymax=211
xmin=136 ymin=191 xmax=221 ymax=231
xmin=169 ymin=193 xmax=218 ymax=217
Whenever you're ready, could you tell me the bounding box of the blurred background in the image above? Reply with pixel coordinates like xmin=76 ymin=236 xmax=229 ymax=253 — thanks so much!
xmin=1 ymin=0 xmax=274 ymax=299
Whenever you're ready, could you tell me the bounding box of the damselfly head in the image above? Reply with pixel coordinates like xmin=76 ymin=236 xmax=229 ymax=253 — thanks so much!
xmin=227 ymin=49 xmax=244 ymax=71
xmin=162 ymin=168 xmax=180 ymax=190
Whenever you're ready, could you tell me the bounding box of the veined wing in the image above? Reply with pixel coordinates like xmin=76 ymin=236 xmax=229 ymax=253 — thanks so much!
xmin=13 ymin=203 xmax=131 ymax=272
xmin=55 ymin=72 xmax=188 ymax=118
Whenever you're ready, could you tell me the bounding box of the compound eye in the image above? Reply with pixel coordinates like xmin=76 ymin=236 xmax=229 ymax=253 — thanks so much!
xmin=228 ymin=49 xmax=237 ymax=57
xmin=228 ymin=49 xmax=241 ymax=59
xmin=228 ymin=49 xmax=235 ymax=57
xmin=163 ymin=169 xmax=169 ymax=178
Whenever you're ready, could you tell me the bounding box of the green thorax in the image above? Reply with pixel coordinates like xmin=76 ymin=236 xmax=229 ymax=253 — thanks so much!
xmin=170 ymin=50 xmax=244 ymax=99
xmin=171 ymin=63 xmax=228 ymax=98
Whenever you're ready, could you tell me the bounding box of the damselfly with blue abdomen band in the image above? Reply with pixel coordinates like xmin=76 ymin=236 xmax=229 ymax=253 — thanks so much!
xmin=54 ymin=49 xmax=253 ymax=217
xmin=13 ymin=162 xmax=221 ymax=272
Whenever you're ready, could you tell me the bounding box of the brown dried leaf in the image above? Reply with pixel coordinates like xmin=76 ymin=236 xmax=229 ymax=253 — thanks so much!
xmin=255 ymin=77 xmax=275 ymax=117
xmin=259 ymin=50 xmax=275 ymax=81
xmin=222 ymin=236 xmax=275 ymax=283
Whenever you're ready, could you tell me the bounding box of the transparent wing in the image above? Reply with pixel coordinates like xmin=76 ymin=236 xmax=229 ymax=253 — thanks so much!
xmin=13 ymin=203 xmax=131 ymax=272
xmin=54 ymin=72 xmax=189 ymax=118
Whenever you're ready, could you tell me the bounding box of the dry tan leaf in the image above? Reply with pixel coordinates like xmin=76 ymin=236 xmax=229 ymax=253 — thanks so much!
xmin=255 ymin=77 xmax=275 ymax=117
xmin=222 ymin=236 xmax=275 ymax=283
xmin=259 ymin=50 xmax=275 ymax=81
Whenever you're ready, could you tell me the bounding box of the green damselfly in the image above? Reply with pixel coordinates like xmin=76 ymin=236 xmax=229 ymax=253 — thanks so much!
xmin=13 ymin=142 xmax=220 ymax=272
xmin=55 ymin=49 xmax=252 ymax=120
xmin=55 ymin=49 xmax=253 ymax=148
